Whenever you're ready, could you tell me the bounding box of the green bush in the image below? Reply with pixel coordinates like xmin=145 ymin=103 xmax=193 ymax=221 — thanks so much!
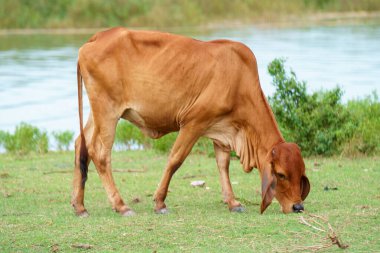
xmin=0 ymin=130 xmax=6 ymax=151
xmin=151 ymin=133 xmax=177 ymax=153
xmin=1 ymin=122 xmax=49 ymax=155
xmin=0 ymin=130 xmax=6 ymax=143
xmin=152 ymin=134 xmax=214 ymax=155
xmin=192 ymin=137 xmax=214 ymax=156
xmin=115 ymin=120 xmax=150 ymax=150
xmin=38 ymin=132 xmax=49 ymax=154
xmin=52 ymin=130 xmax=74 ymax=151
xmin=268 ymin=58 xmax=355 ymax=156
xmin=344 ymin=92 xmax=380 ymax=155
xmin=115 ymin=120 xmax=214 ymax=154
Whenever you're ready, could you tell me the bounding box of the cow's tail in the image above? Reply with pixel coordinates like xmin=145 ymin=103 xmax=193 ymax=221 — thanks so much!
xmin=77 ymin=62 xmax=88 ymax=188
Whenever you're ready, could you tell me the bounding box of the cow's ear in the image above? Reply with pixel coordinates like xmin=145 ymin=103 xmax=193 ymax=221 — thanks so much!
xmin=301 ymin=175 xmax=310 ymax=201
xmin=260 ymin=162 xmax=277 ymax=214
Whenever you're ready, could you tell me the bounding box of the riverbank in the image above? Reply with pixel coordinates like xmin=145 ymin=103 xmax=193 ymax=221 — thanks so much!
xmin=1 ymin=7 xmax=380 ymax=35
xmin=2 ymin=0 xmax=380 ymax=29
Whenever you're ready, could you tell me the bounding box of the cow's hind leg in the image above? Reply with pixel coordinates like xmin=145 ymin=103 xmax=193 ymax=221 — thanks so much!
xmin=89 ymin=117 xmax=134 ymax=217
xmin=72 ymin=113 xmax=94 ymax=217
xmin=214 ymin=142 xmax=244 ymax=212
xmin=154 ymin=125 xmax=202 ymax=214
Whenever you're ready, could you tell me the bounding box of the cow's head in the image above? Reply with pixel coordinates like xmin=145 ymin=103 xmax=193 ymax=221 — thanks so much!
xmin=260 ymin=142 xmax=310 ymax=214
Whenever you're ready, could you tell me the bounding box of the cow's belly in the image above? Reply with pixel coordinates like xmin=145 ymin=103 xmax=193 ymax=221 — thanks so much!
xmin=121 ymin=106 xmax=179 ymax=139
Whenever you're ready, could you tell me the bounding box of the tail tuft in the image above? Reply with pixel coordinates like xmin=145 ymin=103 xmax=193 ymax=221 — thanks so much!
xmin=79 ymin=136 xmax=88 ymax=187
xmin=77 ymin=62 xmax=89 ymax=188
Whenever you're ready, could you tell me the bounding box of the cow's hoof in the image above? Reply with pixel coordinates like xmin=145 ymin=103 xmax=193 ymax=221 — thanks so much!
xmin=121 ymin=210 xmax=136 ymax=217
xmin=230 ymin=206 xmax=245 ymax=213
xmin=76 ymin=210 xmax=89 ymax=218
xmin=155 ymin=208 xmax=169 ymax=214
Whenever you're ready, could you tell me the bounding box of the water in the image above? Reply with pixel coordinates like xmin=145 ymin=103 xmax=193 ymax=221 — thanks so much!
xmin=1 ymin=24 xmax=380 ymax=136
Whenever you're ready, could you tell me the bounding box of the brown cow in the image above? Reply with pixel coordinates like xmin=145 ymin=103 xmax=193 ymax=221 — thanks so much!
xmin=71 ymin=27 xmax=310 ymax=217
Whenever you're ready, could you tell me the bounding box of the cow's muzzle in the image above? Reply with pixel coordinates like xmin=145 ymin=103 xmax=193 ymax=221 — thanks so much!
xmin=292 ymin=203 xmax=304 ymax=213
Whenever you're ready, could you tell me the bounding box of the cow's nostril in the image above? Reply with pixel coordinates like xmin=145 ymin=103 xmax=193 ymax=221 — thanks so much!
xmin=292 ymin=203 xmax=304 ymax=213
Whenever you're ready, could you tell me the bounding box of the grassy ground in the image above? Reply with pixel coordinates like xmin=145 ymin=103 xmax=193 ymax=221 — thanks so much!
xmin=0 ymin=150 xmax=379 ymax=252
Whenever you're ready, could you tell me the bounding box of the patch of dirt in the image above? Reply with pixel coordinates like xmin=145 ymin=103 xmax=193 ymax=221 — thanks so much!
xmin=0 ymin=173 xmax=10 ymax=178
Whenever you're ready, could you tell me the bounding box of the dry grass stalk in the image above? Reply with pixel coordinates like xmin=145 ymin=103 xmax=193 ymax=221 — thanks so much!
xmin=298 ymin=212 xmax=349 ymax=251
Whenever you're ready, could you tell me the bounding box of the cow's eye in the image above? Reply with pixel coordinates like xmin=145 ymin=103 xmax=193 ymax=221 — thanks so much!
xmin=276 ymin=173 xmax=286 ymax=180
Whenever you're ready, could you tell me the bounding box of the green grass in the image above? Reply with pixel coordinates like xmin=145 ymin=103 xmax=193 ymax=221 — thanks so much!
xmin=0 ymin=151 xmax=379 ymax=252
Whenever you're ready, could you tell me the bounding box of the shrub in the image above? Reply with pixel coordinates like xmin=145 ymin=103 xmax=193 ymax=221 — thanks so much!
xmin=268 ymin=58 xmax=355 ymax=156
xmin=151 ymin=133 xmax=177 ymax=153
xmin=0 ymin=130 xmax=6 ymax=146
xmin=115 ymin=120 xmax=214 ymax=154
xmin=38 ymin=132 xmax=49 ymax=154
xmin=52 ymin=130 xmax=74 ymax=151
xmin=115 ymin=120 xmax=150 ymax=150
xmin=2 ymin=122 xmax=49 ymax=155
xmin=192 ymin=137 xmax=214 ymax=156
xmin=344 ymin=92 xmax=380 ymax=155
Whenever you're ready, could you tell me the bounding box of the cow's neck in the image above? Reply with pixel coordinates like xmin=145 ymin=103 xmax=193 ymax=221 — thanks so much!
xmin=235 ymin=87 xmax=284 ymax=173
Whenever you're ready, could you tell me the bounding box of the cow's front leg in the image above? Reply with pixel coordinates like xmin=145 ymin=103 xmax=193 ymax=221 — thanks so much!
xmin=214 ymin=142 xmax=244 ymax=212
xmin=154 ymin=125 xmax=202 ymax=214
